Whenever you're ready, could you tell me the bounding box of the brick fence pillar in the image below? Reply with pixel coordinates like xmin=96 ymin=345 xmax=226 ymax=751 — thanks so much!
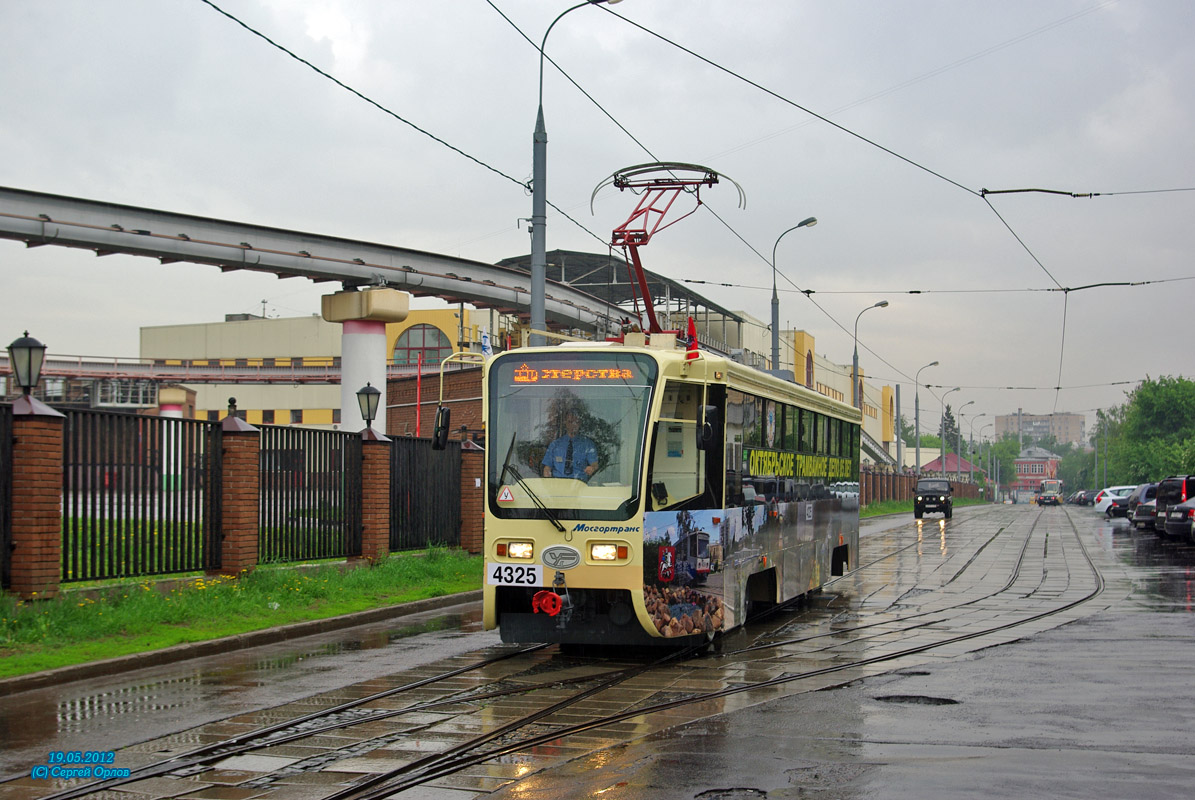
xmin=214 ymin=415 xmax=260 ymax=577
xmin=459 ymin=446 xmax=484 ymax=554
xmin=9 ymin=397 xmax=65 ymax=599
xmin=358 ymin=432 xmax=391 ymax=564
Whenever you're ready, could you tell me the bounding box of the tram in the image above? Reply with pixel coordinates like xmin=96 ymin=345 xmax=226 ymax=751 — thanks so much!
xmin=1037 ymin=478 xmax=1063 ymax=506
xmin=437 ymin=163 xmax=861 ymax=647
xmin=474 ymin=341 xmax=860 ymax=646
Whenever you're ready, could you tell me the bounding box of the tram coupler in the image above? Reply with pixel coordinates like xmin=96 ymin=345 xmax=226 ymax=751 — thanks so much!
xmin=530 ymin=572 xmax=573 ymax=626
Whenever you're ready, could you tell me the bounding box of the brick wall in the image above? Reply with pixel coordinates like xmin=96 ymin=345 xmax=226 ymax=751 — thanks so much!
xmin=387 ymin=367 xmax=483 ymax=439
xmin=359 ymin=438 xmax=391 ymax=563
xmin=9 ymin=415 xmax=64 ymax=598
xmin=459 ymin=448 xmax=484 ymax=554
xmin=217 ymin=429 xmax=260 ymax=575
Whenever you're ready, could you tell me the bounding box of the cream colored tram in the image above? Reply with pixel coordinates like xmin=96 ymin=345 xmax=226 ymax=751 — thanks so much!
xmin=482 ymin=338 xmax=860 ymax=646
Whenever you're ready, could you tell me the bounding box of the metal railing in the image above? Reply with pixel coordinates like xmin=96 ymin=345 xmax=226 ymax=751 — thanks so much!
xmin=61 ymin=409 xmax=222 ymax=582
xmin=259 ymin=425 xmax=362 ymax=563
xmin=390 ymin=437 xmax=460 ymax=550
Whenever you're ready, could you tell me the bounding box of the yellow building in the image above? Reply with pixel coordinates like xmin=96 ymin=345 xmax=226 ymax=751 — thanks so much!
xmin=140 ymin=308 xmax=507 ymax=427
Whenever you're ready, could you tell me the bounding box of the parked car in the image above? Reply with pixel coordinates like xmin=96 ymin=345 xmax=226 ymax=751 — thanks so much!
xmin=1106 ymin=495 xmax=1131 ymax=518
xmin=1125 ymin=483 xmax=1158 ymax=521
xmin=1154 ymin=475 xmax=1195 ymax=536
xmin=1132 ymin=498 xmax=1158 ymax=531
xmin=1094 ymin=485 xmax=1135 ymax=515
xmin=914 ymin=478 xmax=953 ymax=519
xmin=1162 ymin=498 xmax=1195 ymax=541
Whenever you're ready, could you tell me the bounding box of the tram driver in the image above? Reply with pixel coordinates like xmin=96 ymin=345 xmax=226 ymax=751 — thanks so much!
xmin=541 ymin=410 xmax=599 ymax=481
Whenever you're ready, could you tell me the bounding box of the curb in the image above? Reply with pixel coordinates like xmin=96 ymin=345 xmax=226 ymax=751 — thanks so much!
xmin=0 ymin=590 xmax=482 ymax=695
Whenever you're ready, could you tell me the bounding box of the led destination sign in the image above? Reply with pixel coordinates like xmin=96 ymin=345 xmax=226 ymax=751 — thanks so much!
xmin=512 ymin=363 xmax=638 ymax=384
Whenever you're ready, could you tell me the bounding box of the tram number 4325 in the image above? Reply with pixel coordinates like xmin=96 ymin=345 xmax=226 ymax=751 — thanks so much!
xmin=487 ymin=563 xmax=544 ymax=587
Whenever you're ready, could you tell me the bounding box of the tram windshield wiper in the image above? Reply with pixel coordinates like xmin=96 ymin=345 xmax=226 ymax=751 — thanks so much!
xmin=498 ymin=434 xmax=565 ymax=532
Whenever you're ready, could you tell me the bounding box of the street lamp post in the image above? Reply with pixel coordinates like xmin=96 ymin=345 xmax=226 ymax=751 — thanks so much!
xmin=914 ymin=361 xmax=938 ymax=475
xmin=530 ymin=0 xmax=623 ymax=347
xmin=980 ymin=422 xmax=993 ymax=499
xmin=852 ymin=300 xmax=888 ymax=410
xmin=967 ymin=412 xmax=987 ymax=482
xmin=770 ymin=217 xmax=817 ymax=371
xmin=956 ymin=400 xmax=974 ymax=482
xmin=940 ymin=387 xmax=960 ymax=477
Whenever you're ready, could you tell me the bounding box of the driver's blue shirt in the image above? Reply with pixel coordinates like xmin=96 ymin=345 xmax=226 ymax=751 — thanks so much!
xmin=542 ymin=434 xmax=598 ymax=480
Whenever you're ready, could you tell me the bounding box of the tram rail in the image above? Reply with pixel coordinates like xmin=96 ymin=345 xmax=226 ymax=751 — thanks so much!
xmin=26 ymin=506 xmax=1104 ymax=800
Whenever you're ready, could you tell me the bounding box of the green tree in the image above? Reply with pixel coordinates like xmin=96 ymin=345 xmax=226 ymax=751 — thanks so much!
xmin=941 ymin=405 xmax=960 ymax=456
xmin=988 ymin=433 xmax=1021 ymax=493
xmin=1090 ymin=376 xmax=1195 ymax=487
xmin=1110 ymin=376 xmax=1195 ymax=482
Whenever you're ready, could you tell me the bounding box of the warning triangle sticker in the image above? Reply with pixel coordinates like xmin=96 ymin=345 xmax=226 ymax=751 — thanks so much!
xmin=497 ymin=486 xmax=515 ymax=502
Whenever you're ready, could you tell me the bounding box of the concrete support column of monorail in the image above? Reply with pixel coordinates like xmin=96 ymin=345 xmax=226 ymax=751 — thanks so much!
xmin=322 ymin=288 xmax=410 ymax=432
xmin=158 ymin=386 xmax=186 ymax=490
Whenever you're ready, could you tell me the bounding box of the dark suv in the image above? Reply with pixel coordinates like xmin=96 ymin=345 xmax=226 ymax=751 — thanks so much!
xmin=1154 ymin=475 xmax=1195 ymax=537
xmin=915 ymin=478 xmax=953 ymax=519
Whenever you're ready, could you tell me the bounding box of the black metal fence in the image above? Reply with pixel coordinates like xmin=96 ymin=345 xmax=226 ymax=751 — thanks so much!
xmin=259 ymin=425 xmax=362 ymax=563
xmin=0 ymin=404 xmax=12 ymax=589
xmin=61 ymin=409 xmax=222 ymax=583
xmin=390 ymin=436 xmax=460 ymax=550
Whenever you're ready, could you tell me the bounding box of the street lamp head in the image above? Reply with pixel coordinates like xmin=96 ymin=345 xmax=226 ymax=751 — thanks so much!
xmin=874 ymin=300 xmax=889 ymax=309
xmin=7 ymin=331 xmax=46 ymax=396
xmin=798 ymin=216 xmax=817 ymax=228
xmin=356 ymin=382 xmax=381 ymax=429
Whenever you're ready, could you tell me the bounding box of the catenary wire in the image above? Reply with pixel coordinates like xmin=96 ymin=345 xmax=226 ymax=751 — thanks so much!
xmin=196 ymin=0 xmax=608 ymax=249
xmin=202 ymin=0 xmax=1175 ymax=415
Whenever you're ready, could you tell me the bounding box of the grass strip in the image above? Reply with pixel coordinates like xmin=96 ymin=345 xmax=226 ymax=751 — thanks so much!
xmin=0 ymin=547 xmax=483 ymax=679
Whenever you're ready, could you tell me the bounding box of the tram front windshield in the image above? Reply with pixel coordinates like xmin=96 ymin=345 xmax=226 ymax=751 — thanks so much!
xmin=488 ymin=351 xmax=657 ymax=520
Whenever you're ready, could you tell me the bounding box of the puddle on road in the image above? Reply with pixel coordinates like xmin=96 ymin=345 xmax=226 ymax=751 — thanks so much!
xmin=1097 ymin=516 xmax=1195 ymax=612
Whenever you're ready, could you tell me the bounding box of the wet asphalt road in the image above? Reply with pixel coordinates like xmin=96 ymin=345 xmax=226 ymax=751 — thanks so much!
xmin=2 ymin=503 xmax=1193 ymax=798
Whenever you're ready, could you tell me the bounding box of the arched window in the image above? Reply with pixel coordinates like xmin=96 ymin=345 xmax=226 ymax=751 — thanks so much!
xmin=392 ymin=323 xmax=453 ymax=366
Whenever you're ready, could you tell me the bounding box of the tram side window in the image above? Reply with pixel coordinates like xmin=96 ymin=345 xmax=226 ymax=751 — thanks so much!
xmin=829 ymin=418 xmax=841 ymax=457
xmin=818 ymin=414 xmax=830 ymax=455
xmin=800 ymin=408 xmax=815 ymax=453
xmin=783 ymin=404 xmax=799 ymax=451
xmin=725 ymin=390 xmax=747 ymax=504
xmin=743 ymin=395 xmax=763 ymax=448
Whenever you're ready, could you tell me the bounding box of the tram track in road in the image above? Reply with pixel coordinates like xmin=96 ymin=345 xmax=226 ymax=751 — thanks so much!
xmin=336 ymin=509 xmax=1108 ymax=799
xmin=30 ymin=640 xmax=708 ymax=800
xmin=737 ymin=506 xmax=1103 ymax=658
xmin=25 ymin=507 xmax=1105 ymax=800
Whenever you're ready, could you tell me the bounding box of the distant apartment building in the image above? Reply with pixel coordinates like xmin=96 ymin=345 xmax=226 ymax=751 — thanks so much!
xmin=995 ymin=411 xmax=1086 ymax=446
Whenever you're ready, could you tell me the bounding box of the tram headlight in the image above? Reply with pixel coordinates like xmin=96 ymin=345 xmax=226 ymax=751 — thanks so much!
xmin=496 ymin=541 xmax=534 ymax=560
xmin=590 ymin=543 xmax=628 ymax=561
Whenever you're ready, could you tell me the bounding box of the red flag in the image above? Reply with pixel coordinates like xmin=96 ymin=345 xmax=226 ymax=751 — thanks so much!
xmin=686 ymin=316 xmax=699 ymax=360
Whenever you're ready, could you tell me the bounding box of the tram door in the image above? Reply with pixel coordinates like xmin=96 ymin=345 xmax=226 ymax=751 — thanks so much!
xmin=648 ymin=381 xmax=704 ymax=510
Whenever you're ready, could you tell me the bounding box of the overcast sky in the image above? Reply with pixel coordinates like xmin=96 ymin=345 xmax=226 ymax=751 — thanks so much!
xmin=2 ymin=0 xmax=1192 ymax=437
